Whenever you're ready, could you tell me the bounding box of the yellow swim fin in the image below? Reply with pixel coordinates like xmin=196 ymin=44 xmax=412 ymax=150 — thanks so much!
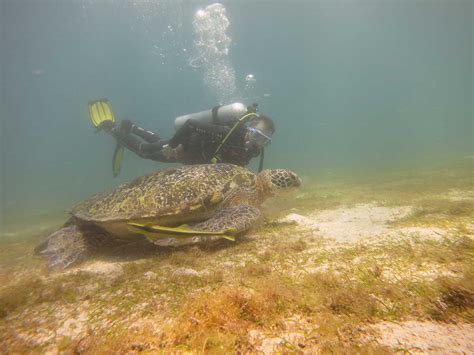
xmin=112 ymin=143 xmax=125 ymax=178
xmin=88 ymin=99 xmax=115 ymax=130
xmin=127 ymin=222 xmax=237 ymax=241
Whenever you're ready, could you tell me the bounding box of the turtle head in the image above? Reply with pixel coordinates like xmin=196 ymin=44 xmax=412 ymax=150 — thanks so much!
xmin=256 ymin=169 xmax=301 ymax=197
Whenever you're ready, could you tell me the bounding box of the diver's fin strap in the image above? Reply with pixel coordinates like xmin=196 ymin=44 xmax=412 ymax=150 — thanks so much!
xmin=211 ymin=112 xmax=259 ymax=164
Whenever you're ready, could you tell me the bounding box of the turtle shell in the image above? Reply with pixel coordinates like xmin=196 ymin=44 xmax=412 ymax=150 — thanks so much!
xmin=72 ymin=164 xmax=256 ymax=223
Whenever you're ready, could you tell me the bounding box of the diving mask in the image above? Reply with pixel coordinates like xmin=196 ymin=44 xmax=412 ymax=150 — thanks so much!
xmin=247 ymin=127 xmax=272 ymax=147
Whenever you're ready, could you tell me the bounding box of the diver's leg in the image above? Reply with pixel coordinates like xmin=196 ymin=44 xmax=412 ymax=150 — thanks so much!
xmin=109 ymin=128 xmax=169 ymax=161
xmin=120 ymin=119 xmax=161 ymax=143
xmin=132 ymin=125 xmax=161 ymax=143
xmin=109 ymin=128 xmax=144 ymax=154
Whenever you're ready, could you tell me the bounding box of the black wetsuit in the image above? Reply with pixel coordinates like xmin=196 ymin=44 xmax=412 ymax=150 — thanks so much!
xmin=110 ymin=119 xmax=261 ymax=166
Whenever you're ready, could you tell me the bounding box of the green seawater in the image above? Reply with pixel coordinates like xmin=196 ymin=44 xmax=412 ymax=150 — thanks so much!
xmin=0 ymin=5 xmax=473 ymax=350
xmin=1 ymin=0 xmax=472 ymax=233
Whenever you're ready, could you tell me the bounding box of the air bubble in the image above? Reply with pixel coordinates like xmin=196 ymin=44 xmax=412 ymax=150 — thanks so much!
xmin=189 ymin=3 xmax=237 ymax=103
xmin=245 ymin=74 xmax=256 ymax=83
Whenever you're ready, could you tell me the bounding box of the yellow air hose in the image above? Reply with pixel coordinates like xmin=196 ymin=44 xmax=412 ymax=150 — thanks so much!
xmin=211 ymin=112 xmax=259 ymax=163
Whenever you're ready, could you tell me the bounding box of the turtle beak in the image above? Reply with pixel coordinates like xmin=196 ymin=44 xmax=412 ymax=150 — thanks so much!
xmin=294 ymin=177 xmax=302 ymax=187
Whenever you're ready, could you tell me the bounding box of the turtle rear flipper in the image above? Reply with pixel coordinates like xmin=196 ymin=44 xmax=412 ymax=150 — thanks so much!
xmin=38 ymin=225 xmax=91 ymax=269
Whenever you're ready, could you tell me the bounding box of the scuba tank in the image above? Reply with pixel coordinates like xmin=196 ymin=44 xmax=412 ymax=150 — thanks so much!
xmin=174 ymin=102 xmax=248 ymax=131
xmin=174 ymin=102 xmax=266 ymax=171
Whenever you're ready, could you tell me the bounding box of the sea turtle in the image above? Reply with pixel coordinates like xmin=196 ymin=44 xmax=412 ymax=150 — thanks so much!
xmin=36 ymin=164 xmax=301 ymax=268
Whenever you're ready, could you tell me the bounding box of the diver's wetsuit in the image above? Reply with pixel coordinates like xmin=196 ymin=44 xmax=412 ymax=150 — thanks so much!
xmin=110 ymin=119 xmax=261 ymax=166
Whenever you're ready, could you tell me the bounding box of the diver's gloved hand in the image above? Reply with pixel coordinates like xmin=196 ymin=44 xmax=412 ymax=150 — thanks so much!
xmin=161 ymin=144 xmax=178 ymax=159
xmin=120 ymin=119 xmax=135 ymax=135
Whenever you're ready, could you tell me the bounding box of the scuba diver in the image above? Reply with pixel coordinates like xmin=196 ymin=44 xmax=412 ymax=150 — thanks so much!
xmin=88 ymin=100 xmax=275 ymax=177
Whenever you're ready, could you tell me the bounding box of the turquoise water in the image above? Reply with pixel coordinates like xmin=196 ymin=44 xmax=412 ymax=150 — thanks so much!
xmin=1 ymin=0 xmax=472 ymax=230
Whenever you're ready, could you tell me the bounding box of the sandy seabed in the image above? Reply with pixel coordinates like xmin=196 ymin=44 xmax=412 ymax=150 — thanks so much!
xmin=1 ymin=165 xmax=473 ymax=353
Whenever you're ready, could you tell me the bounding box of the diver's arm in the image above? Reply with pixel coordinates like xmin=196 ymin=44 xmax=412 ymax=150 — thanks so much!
xmin=168 ymin=119 xmax=229 ymax=148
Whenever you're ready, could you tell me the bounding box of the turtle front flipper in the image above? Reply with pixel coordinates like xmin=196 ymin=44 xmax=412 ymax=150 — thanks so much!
xmin=133 ymin=205 xmax=261 ymax=247
xmin=36 ymin=225 xmax=92 ymax=269
xmin=192 ymin=204 xmax=262 ymax=236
